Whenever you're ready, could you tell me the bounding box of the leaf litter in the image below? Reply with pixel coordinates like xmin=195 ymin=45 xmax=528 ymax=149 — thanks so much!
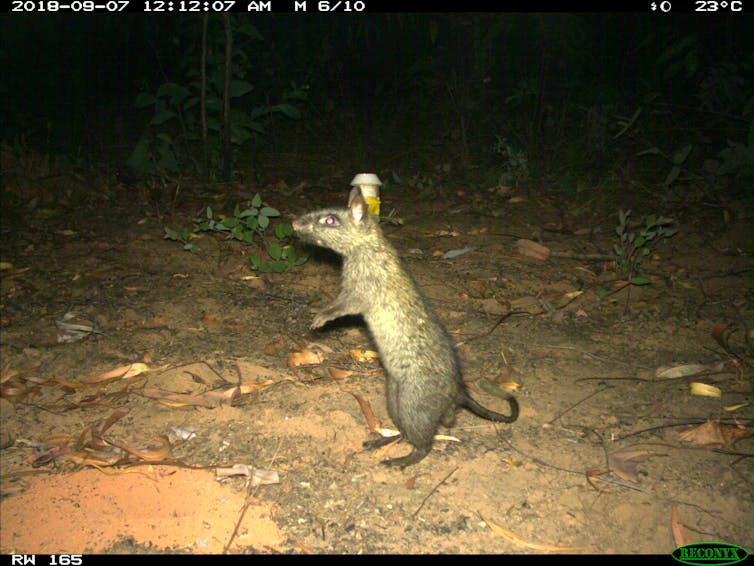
xmin=1 ymin=172 xmax=751 ymax=554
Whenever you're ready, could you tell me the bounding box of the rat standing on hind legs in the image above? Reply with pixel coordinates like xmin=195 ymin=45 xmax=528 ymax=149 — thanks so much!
xmin=292 ymin=188 xmax=519 ymax=468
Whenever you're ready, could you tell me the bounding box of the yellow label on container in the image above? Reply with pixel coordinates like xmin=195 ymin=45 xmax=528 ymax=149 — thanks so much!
xmin=363 ymin=196 xmax=381 ymax=221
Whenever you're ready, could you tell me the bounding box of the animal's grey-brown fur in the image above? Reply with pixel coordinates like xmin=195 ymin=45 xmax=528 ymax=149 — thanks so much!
xmin=292 ymin=190 xmax=518 ymax=467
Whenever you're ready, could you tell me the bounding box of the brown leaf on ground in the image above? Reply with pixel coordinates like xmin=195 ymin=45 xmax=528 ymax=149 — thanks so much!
xmin=31 ymin=412 xmax=133 ymax=468
xmin=351 ymin=392 xmax=380 ymax=433
xmin=0 ymin=366 xmax=22 ymax=384
xmin=0 ymin=379 xmax=29 ymax=402
xmin=479 ymin=512 xmax=587 ymax=552
xmin=104 ymin=435 xmax=172 ymax=462
xmin=509 ymin=296 xmax=544 ymax=314
xmin=61 ymin=448 xmax=124 ymax=467
xmin=201 ymin=311 xmax=222 ymax=329
xmin=215 ymin=464 xmax=280 ymax=487
xmin=326 ymin=367 xmax=354 ymax=380
xmin=516 ymin=239 xmax=551 ymax=261
xmin=239 ymin=379 xmax=276 ymax=395
xmin=143 ymin=316 xmax=167 ymax=329
xmin=82 ymin=363 xmax=150 ymax=384
xmin=711 ymin=322 xmax=737 ymax=357
xmin=671 ymin=505 xmax=691 ymax=547
xmin=655 ymin=363 xmax=722 ymax=379
xmin=134 ymin=387 xmax=233 ymax=408
xmin=288 ymin=349 xmax=324 ymax=367
xmin=678 ymin=421 xmax=749 ymax=448
xmin=608 ymin=449 xmax=655 ymax=483
xmin=585 ymin=468 xmax=610 ymax=492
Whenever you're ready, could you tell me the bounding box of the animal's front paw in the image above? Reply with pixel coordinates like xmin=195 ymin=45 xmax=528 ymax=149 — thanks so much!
xmin=310 ymin=313 xmax=329 ymax=329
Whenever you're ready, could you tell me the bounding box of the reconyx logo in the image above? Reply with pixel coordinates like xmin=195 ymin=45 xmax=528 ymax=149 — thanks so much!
xmin=672 ymin=542 xmax=749 ymax=566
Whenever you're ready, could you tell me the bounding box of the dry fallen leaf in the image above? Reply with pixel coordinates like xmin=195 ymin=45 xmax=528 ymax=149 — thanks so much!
xmin=479 ymin=512 xmax=587 ymax=552
xmin=287 ymin=349 xmax=324 ymax=367
xmin=554 ymin=290 xmax=583 ymax=308
xmin=0 ymin=366 xmax=22 ymax=384
xmin=351 ymin=392 xmax=380 ymax=433
xmin=62 ymin=449 xmax=123 ymax=467
xmin=678 ymin=421 xmax=749 ymax=448
xmin=689 ymin=382 xmax=722 ymax=398
xmin=327 ymin=367 xmax=354 ymax=380
xmin=263 ymin=343 xmax=278 ymax=356
xmin=516 ymin=239 xmax=550 ymax=261
xmin=671 ymin=505 xmax=690 ymax=547
xmin=143 ymin=316 xmax=167 ymax=329
xmin=655 ymin=363 xmax=723 ymax=379
xmin=307 ymin=341 xmax=334 ymax=354
xmin=104 ymin=435 xmax=172 ymax=462
xmin=711 ymin=323 xmax=738 ymax=358
xmin=55 ymin=312 xmax=103 ymax=343
xmin=215 ymin=464 xmax=280 ymax=487
xmin=608 ymin=449 xmax=655 ymax=483
xmin=201 ymin=311 xmax=222 ymax=329
xmin=0 ymin=380 xmax=29 ymax=401
xmin=508 ymin=296 xmax=544 ymax=314
xmin=239 ymin=379 xmax=275 ymax=395
xmin=480 ymin=297 xmax=509 ymax=316
xmin=433 ymin=434 xmax=460 ymax=443
xmin=585 ymin=468 xmax=610 ymax=492
xmin=170 ymin=427 xmax=196 ymax=441
xmin=263 ymin=335 xmax=286 ymax=356
xmin=82 ymin=363 xmax=150 ymax=384
xmin=135 ymin=387 xmax=232 ymax=408
xmin=349 ymin=349 xmax=379 ymax=363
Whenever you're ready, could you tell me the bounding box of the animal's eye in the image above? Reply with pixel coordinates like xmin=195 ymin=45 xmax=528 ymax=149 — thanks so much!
xmin=320 ymin=215 xmax=338 ymax=226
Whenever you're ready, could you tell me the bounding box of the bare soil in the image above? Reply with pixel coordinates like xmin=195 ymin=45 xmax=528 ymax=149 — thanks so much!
xmin=1 ymin=150 xmax=752 ymax=555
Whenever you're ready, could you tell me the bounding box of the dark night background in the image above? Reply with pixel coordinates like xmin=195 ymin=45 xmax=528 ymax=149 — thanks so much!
xmin=1 ymin=12 xmax=753 ymax=198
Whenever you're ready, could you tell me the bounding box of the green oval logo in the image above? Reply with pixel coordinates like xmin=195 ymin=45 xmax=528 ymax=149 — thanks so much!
xmin=672 ymin=542 xmax=749 ymax=566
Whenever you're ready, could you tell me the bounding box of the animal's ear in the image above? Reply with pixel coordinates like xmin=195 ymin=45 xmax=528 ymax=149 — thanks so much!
xmin=347 ymin=186 xmax=362 ymax=206
xmin=349 ymin=190 xmax=368 ymax=224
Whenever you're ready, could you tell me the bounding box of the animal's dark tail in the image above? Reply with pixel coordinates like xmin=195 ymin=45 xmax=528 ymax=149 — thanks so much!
xmin=463 ymin=393 xmax=519 ymax=423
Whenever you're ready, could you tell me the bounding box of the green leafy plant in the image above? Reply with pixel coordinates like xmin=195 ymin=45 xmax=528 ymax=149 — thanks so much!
xmin=164 ymin=193 xmax=308 ymax=272
xmin=493 ymin=134 xmax=530 ymax=186
xmin=251 ymin=232 xmax=309 ymax=273
xmin=703 ymin=120 xmax=754 ymax=193
xmin=598 ymin=209 xmax=677 ymax=313
xmin=613 ymin=209 xmax=678 ymax=285
xmin=195 ymin=193 xmax=281 ymax=243
xmin=128 ymin=18 xmax=306 ymax=179
xmin=637 ymin=143 xmax=693 ymax=188
xmin=163 ymin=226 xmax=196 ymax=251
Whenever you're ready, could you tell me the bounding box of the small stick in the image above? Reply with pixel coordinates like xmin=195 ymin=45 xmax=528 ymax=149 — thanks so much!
xmin=412 ymin=467 xmax=459 ymax=518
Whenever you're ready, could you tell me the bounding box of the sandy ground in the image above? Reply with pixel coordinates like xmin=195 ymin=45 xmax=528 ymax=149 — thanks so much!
xmin=1 ymin=157 xmax=751 ymax=554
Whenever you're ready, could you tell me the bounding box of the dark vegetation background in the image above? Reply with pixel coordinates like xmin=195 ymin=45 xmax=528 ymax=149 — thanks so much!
xmin=1 ymin=13 xmax=752 ymax=206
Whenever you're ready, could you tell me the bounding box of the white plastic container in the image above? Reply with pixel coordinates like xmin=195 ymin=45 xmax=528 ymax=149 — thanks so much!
xmin=350 ymin=173 xmax=382 ymax=222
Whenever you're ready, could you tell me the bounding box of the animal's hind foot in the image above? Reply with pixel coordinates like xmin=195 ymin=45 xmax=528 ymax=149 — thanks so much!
xmin=380 ymin=447 xmax=429 ymax=468
xmin=363 ymin=433 xmax=402 ymax=450
xmin=363 ymin=434 xmax=430 ymax=468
